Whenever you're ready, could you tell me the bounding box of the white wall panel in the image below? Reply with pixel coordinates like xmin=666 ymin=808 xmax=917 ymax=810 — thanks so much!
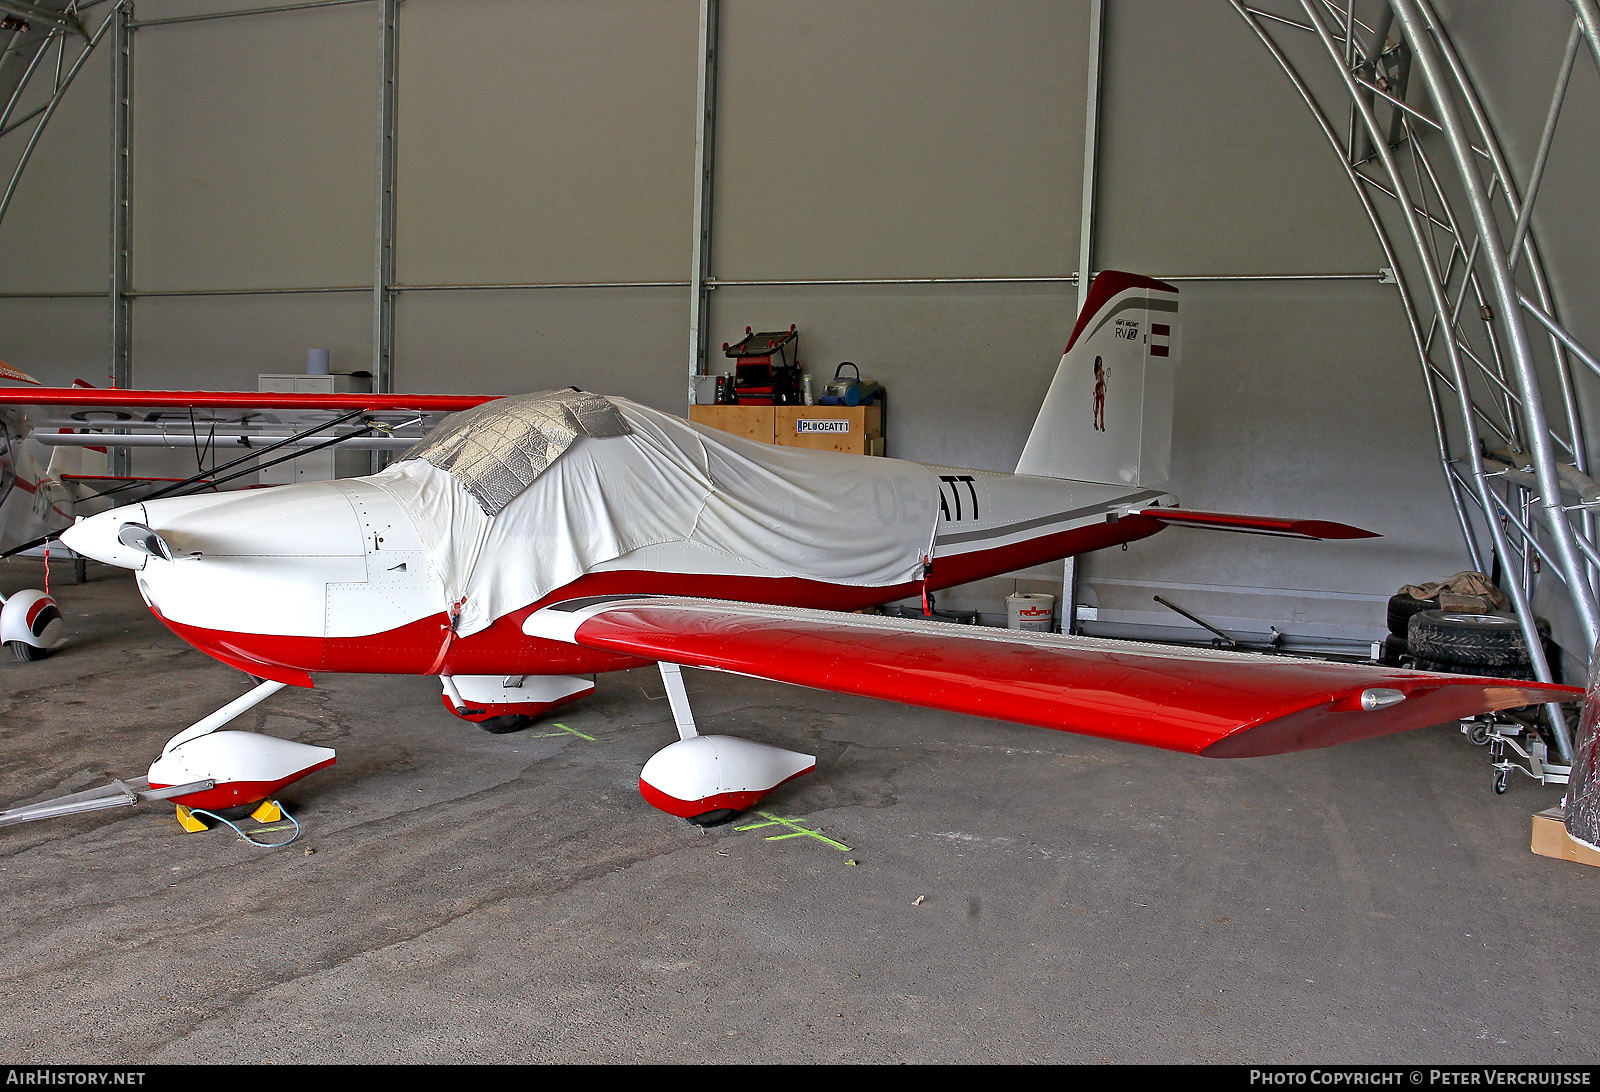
xmin=0 ymin=47 xmax=110 ymax=293
xmin=713 ymin=0 xmax=1086 ymax=279
xmin=1096 ymin=0 xmax=1385 ymax=275
xmin=395 ymin=0 xmax=697 ymax=285
xmin=0 ymin=299 xmax=112 ymax=387
xmin=132 ymin=292 xmax=370 ymax=390
xmin=131 ymin=5 xmax=376 ymax=290
xmin=393 ymin=288 xmax=688 ymax=413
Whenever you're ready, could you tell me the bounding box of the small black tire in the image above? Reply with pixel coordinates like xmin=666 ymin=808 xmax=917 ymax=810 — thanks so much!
xmin=477 ymin=713 xmax=537 ymax=734
xmin=7 ymin=641 xmax=47 ymax=662
xmin=1387 ymin=593 xmax=1435 ymax=638
xmin=1494 ymin=768 xmax=1510 ymax=795
xmin=1408 ymin=610 xmax=1529 ymax=668
xmin=1412 ymin=656 xmax=1533 ymax=680
xmin=686 ymin=808 xmax=739 ymax=827
xmin=1378 ymin=633 xmax=1408 ymax=666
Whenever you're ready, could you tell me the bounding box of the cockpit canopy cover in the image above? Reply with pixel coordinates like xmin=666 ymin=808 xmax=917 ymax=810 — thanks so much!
xmin=403 ymin=388 xmax=632 ymax=516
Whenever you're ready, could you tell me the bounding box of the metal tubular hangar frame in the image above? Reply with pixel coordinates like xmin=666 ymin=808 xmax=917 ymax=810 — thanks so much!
xmin=1231 ymin=0 xmax=1600 ymax=760
xmin=3 ymin=1 xmax=1599 ymax=753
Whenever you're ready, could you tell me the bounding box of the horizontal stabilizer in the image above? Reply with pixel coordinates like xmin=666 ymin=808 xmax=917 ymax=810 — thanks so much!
xmin=1138 ymin=508 xmax=1379 ymax=540
xmin=0 ymin=362 xmax=40 ymax=385
xmin=526 ymin=597 xmax=1576 ymax=758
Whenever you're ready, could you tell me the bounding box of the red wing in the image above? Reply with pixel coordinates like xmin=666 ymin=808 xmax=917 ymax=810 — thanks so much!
xmin=0 ymin=387 xmax=494 ymax=443
xmin=1138 ymin=508 xmax=1379 ymax=540
xmin=524 ymin=597 xmax=1577 ymax=757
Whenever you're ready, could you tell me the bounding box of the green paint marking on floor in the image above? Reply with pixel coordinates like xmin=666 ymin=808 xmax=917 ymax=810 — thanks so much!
xmin=528 ymin=723 xmax=595 ymax=741
xmin=733 ymin=811 xmax=851 ymax=851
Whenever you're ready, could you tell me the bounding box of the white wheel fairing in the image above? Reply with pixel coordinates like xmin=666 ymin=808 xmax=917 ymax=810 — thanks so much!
xmin=639 ymin=736 xmax=815 ymax=807
xmin=148 ymin=731 xmax=334 ymax=790
xmin=445 ymin=674 xmax=594 ymax=708
xmin=0 ymin=589 xmax=64 ymax=649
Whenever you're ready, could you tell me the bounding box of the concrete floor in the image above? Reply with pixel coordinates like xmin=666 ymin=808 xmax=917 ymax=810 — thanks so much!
xmin=1 ymin=557 xmax=1597 ymax=1064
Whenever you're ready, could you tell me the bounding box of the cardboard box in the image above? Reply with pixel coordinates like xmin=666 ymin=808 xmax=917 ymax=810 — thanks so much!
xmin=1531 ymin=805 xmax=1600 ymax=867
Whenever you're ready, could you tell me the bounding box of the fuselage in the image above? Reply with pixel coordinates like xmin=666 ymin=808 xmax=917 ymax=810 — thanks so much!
xmin=65 ymin=450 xmax=1176 ymax=687
xmin=0 ymin=408 xmax=72 ymax=555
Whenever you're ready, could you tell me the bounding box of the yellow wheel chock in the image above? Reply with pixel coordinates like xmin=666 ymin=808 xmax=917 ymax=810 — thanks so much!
xmin=175 ymin=805 xmax=211 ymax=833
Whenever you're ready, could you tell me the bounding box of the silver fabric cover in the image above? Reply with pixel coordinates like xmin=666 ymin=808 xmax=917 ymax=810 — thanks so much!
xmin=402 ymin=389 xmax=632 ymax=516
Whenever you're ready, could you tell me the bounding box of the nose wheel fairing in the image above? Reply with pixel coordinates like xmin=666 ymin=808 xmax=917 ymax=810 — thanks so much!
xmin=147 ymin=731 xmax=335 ymax=812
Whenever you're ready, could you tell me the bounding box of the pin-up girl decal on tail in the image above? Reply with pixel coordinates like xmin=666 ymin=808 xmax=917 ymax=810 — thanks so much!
xmin=1092 ymin=355 xmax=1106 ymax=431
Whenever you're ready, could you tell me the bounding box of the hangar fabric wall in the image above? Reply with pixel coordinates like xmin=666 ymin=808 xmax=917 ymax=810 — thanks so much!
xmin=7 ymin=0 xmax=1589 ymax=645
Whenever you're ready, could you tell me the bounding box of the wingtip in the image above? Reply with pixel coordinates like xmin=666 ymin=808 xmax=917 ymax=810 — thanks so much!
xmin=1291 ymin=519 xmax=1381 ymax=540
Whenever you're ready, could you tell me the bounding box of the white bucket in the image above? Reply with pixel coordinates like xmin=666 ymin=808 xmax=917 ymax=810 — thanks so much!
xmin=1006 ymin=592 xmax=1056 ymax=632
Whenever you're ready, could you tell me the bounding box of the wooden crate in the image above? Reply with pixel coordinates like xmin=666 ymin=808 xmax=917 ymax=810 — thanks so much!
xmin=688 ymin=405 xmax=774 ymax=444
xmin=775 ymin=406 xmax=881 ymax=455
xmin=689 ymin=404 xmax=883 ymax=455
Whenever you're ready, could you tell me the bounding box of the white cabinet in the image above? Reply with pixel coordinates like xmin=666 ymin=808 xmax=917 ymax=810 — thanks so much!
xmin=257 ymin=373 xmax=372 ymax=485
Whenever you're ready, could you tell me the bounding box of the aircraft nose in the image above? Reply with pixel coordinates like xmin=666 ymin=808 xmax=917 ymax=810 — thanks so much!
xmin=63 ymin=483 xmax=373 ymax=570
xmin=60 ymin=504 xmax=155 ymax=569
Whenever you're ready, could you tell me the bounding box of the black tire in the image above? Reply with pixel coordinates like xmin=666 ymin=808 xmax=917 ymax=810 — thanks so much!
xmin=7 ymin=641 xmax=47 ymax=662
xmin=1387 ymin=593 xmax=1435 ymax=639
xmin=1410 ymin=656 xmax=1534 ymax=680
xmin=1407 ymin=610 xmax=1529 ymax=668
xmin=686 ymin=808 xmax=739 ymax=827
xmin=1378 ymin=633 xmax=1408 ymax=666
xmin=477 ymin=713 xmax=537 ymax=734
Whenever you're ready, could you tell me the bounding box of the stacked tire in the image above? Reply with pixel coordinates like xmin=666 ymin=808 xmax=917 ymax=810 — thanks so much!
xmin=1378 ymin=592 xmax=1434 ymax=666
xmin=1381 ymin=591 xmax=1547 ymax=679
xmin=1406 ymin=610 xmax=1535 ymax=679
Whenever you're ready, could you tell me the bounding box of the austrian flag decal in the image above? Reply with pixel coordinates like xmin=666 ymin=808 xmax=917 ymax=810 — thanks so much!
xmin=1149 ymin=323 xmax=1171 ymax=358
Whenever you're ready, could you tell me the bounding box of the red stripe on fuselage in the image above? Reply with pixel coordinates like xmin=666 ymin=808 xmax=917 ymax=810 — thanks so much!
xmin=149 ymin=515 xmax=1165 ymax=682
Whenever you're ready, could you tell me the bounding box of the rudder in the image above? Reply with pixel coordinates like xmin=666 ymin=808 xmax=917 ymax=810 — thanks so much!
xmin=1015 ymin=271 xmax=1179 ymax=486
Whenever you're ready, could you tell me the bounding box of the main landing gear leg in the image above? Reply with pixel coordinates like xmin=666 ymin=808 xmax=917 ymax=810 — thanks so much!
xmin=162 ymin=678 xmax=285 ymax=753
xmin=637 ymin=661 xmax=816 ymax=826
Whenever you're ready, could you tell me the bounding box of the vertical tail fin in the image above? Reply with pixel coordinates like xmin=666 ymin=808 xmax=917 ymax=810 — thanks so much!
xmin=1015 ymin=271 xmax=1180 ymax=486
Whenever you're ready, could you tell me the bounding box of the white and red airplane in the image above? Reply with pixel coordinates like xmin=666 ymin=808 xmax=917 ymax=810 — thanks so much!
xmin=3 ymin=272 xmax=1581 ymax=826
